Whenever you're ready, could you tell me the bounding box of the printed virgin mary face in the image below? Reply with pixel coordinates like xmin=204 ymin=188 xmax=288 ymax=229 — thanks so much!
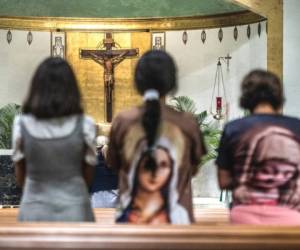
xmin=138 ymin=148 xmax=172 ymax=193
xmin=254 ymin=160 xmax=296 ymax=188
xmin=252 ymin=132 xmax=300 ymax=189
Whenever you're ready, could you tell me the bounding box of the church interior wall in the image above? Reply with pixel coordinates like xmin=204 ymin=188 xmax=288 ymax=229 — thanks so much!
xmin=165 ymin=22 xmax=266 ymax=199
xmin=283 ymin=0 xmax=300 ymax=117
xmin=2 ymin=10 xmax=298 ymax=123
xmin=1 ymin=1 xmax=298 ymax=206
xmin=0 ymin=30 xmax=50 ymax=108
xmin=166 ymin=21 xmax=267 ymax=120
xmin=0 ymin=22 xmax=267 ymax=122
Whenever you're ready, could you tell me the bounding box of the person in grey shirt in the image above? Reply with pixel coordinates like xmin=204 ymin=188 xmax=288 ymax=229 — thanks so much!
xmin=12 ymin=57 xmax=96 ymax=222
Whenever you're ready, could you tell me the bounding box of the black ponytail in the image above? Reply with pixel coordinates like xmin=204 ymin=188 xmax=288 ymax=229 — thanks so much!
xmin=135 ymin=50 xmax=177 ymax=174
xmin=142 ymin=99 xmax=161 ymax=174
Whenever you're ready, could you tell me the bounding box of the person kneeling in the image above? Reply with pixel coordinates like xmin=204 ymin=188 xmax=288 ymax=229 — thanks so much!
xmin=216 ymin=70 xmax=300 ymax=225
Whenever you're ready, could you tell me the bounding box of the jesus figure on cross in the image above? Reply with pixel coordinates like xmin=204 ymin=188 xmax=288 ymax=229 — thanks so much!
xmin=80 ymin=33 xmax=139 ymax=122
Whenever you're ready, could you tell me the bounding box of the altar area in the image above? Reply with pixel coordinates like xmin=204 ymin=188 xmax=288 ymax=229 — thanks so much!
xmin=0 ymin=0 xmax=286 ymax=208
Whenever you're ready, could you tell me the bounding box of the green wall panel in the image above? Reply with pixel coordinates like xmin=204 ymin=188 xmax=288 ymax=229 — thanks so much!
xmin=0 ymin=0 xmax=246 ymax=18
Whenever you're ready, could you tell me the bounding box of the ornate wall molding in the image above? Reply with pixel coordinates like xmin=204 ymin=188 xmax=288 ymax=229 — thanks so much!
xmin=231 ymin=0 xmax=283 ymax=80
xmin=0 ymin=11 xmax=264 ymax=31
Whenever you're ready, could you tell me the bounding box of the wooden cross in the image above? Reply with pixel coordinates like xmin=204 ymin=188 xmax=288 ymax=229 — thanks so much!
xmin=80 ymin=32 xmax=139 ymax=122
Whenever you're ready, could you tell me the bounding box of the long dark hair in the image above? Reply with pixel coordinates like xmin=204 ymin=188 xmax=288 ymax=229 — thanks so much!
xmin=23 ymin=57 xmax=83 ymax=118
xmin=134 ymin=50 xmax=177 ymax=174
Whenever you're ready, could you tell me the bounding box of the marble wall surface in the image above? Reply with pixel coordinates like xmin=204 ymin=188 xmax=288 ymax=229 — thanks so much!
xmin=0 ymin=155 xmax=21 ymax=205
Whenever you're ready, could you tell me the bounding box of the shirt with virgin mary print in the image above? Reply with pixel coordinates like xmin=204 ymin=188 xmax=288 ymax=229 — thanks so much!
xmin=107 ymin=104 xmax=206 ymax=224
xmin=216 ymin=114 xmax=300 ymax=209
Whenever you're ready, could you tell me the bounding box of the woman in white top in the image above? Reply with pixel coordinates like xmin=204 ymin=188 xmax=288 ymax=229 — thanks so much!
xmin=12 ymin=57 xmax=96 ymax=222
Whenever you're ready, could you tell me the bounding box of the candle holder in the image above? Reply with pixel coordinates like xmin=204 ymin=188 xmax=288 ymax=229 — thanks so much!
xmin=210 ymin=55 xmax=231 ymax=120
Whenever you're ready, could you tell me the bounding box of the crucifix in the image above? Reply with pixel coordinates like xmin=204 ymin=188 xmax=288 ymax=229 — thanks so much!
xmin=80 ymin=32 xmax=139 ymax=122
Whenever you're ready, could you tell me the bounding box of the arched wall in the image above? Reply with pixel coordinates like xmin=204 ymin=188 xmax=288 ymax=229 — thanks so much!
xmin=166 ymin=21 xmax=267 ymax=119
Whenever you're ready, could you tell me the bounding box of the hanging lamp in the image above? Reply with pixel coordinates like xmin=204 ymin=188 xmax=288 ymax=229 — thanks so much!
xmin=210 ymin=57 xmax=229 ymax=120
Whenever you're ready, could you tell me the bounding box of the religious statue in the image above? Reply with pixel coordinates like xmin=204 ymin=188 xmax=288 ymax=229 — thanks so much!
xmin=80 ymin=33 xmax=139 ymax=122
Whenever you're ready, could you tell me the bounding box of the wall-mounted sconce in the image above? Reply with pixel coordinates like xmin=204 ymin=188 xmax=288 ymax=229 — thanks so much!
xmin=7 ymin=30 xmax=12 ymax=44
xmin=182 ymin=31 xmax=188 ymax=45
xmin=27 ymin=31 xmax=33 ymax=45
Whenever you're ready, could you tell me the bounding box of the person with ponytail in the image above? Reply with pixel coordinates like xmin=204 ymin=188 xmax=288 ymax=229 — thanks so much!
xmin=107 ymin=50 xmax=206 ymax=224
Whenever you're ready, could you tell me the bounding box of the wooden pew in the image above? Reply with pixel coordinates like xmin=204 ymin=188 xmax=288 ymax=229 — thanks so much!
xmin=2 ymin=208 xmax=300 ymax=249
xmin=0 ymin=207 xmax=229 ymax=225
xmin=1 ymin=223 xmax=300 ymax=250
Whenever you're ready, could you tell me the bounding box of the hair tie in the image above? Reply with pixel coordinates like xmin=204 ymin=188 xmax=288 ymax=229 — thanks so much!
xmin=143 ymin=89 xmax=159 ymax=101
xmin=147 ymin=146 xmax=156 ymax=152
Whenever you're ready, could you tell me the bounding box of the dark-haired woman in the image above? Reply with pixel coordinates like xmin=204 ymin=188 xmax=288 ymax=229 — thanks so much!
xmin=216 ymin=70 xmax=300 ymax=225
xmin=107 ymin=50 xmax=206 ymax=224
xmin=12 ymin=57 xmax=95 ymax=222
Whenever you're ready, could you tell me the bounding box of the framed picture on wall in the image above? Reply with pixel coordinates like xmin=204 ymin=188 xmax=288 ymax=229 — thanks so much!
xmin=51 ymin=32 xmax=66 ymax=59
xmin=151 ymin=32 xmax=165 ymax=51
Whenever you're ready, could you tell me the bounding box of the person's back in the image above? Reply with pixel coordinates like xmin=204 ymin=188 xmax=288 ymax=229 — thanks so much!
xmin=216 ymin=70 xmax=300 ymax=225
xmin=13 ymin=57 xmax=96 ymax=222
xmin=107 ymin=50 xmax=206 ymax=224
xmin=17 ymin=115 xmax=95 ymax=221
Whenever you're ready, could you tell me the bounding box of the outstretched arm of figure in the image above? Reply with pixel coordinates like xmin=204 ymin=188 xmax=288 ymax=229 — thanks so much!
xmin=112 ymin=51 xmax=129 ymax=65
xmin=90 ymin=52 xmax=104 ymax=66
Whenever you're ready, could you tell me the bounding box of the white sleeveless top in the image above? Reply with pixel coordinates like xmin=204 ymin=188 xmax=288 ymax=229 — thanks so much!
xmin=12 ymin=114 xmax=97 ymax=166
